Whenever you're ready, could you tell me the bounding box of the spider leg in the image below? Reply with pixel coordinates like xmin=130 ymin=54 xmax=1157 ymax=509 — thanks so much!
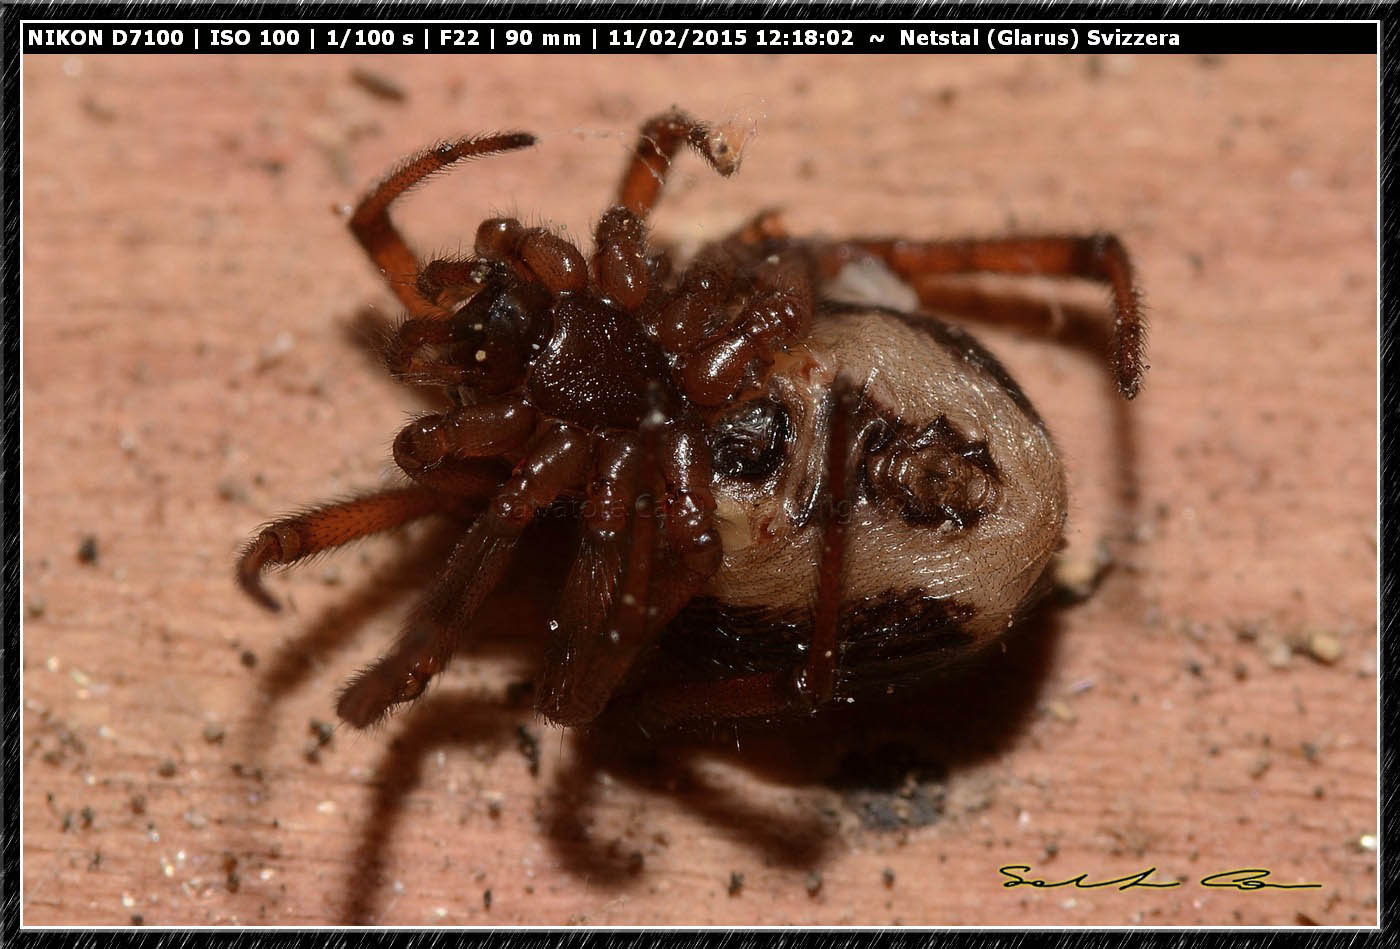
xmin=540 ymin=417 xmax=724 ymax=726
xmin=236 ymin=486 xmax=460 ymax=612
xmin=616 ymin=109 xmax=741 ymax=220
xmin=349 ymin=132 xmax=536 ymax=318
xmin=538 ymin=433 xmax=646 ymax=725
xmin=591 ymin=206 xmax=652 ymax=312
xmin=677 ymin=251 xmax=816 ymax=406
xmin=815 ymin=234 xmax=1147 ymax=398
xmin=336 ymin=424 xmax=590 ymax=728
xmin=796 ymin=377 xmax=865 ymax=709
xmin=606 ymin=380 xmax=866 ymax=730
xmin=392 ymin=395 xmax=537 ymax=479
xmin=472 ymin=217 xmax=590 ymax=297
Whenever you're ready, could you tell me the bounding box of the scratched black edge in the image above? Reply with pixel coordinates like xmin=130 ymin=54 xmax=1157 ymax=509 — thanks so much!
xmin=1379 ymin=10 xmax=1400 ymax=949
xmin=2 ymin=0 xmax=1389 ymax=946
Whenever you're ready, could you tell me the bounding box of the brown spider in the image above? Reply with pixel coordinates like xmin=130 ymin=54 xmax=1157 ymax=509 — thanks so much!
xmin=237 ymin=110 xmax=1145 ymax=732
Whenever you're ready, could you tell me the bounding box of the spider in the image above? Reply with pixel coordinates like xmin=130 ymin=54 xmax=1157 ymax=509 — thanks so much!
xmin=237 ymin=110 xmax=1145 ymax=733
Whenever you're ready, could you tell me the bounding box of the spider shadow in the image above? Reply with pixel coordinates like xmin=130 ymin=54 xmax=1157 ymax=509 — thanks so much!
xmin=339 ymin=688 xmax=525 ymax=924
xmin=535 ymin=598 xmax=1066 ymax=894
xmin=337 ymin=600 xmax=1064 ymax=922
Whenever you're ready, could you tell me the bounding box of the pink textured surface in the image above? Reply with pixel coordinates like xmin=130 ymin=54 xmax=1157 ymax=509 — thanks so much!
xmin=23 ymin=53 xmax=1376 ymax=925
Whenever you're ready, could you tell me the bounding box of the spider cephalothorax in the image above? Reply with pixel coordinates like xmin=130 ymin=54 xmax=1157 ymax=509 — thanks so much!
xmin=238 ymin=110 xmax=1145 ymax=731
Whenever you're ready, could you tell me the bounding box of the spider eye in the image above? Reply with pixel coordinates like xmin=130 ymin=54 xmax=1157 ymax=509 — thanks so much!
xmin=709 ymin=398 xmax=790 ymax=481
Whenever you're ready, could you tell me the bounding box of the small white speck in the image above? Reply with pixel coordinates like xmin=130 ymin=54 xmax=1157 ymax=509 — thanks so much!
xmin=621 ymin=594 xmax=636 ymax=606
xmin=259 ymin=868 xmax=275 ymax=881
xmin=548 ymin=619 xmax=560 ymax=631
xmin=1359 ymin=834 xmax=1377 ymax=852
xmin=434 ymin=907 xmax=448 ymax=918
xmin=260 ymin=331 xmax=295 ymax=363
xmin=609 ymin=630 xmax=620 ymax=644
xmin=845 ymin=697 xmax=854 ymax=704
xmin=316 ymin=800 xmax=337 ymax=814
xmin=474 ymin=349 xmax=488 ymax=362
xmin=45 ymin=656 xmax=60 ymax=672
xmin=121 ymin=893 xmax=135 ymax=908
xmin=471 ymin=323 xmax=484 ymax=332
xmin=1017 ymin=810 xmax=1031 ymax=826
xmin=823 ymin=650 xmax=832 ymax=659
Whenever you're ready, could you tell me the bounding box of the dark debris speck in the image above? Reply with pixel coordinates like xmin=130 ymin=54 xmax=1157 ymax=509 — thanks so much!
xmin=309 ymin=719 xmax=335 ymax=746
xmin=76 ymin=536 xmax=99 ymax=565
xmin=350 ymin=67 xmax=407 ymax=102
xmin=515 ymin=725 xmax=541 ymax=777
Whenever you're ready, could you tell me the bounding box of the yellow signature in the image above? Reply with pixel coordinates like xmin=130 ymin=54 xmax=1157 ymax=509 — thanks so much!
xmin=999 ymin=865 xmax=1323 ymax=891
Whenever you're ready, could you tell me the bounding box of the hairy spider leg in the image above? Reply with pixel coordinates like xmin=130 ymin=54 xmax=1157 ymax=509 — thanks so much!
xmin=336 ymin=425 xmax=590 ymax=728
xmin=538 ymin=431 xmax=650 ymax=725
xmin=814 ymin=234 xmax=1147 ymax=398
xmin=616 ymin=109 xmax=742 ymax=220
xmin=392 ymin=395 xmax=538 ymax=479
xmin=676 ymin=251 xmax=816 ymax=406
xmin=540 ymin=409 xmax=724 ymax=725
xmin=236 ymin=486 xmax=464 ymax=612
xmin=472 ymin=217 xmax=591 ymax=296
xmin=799 ymin=378 xmax=862 ymax=709
xmin=390 ymin=217 xmax=592 ymax=386
xmin=605 ymin=379 xmax=866 ymax=729
xmin=349 ymin=132 xmax=536 ymax=318
xmin=591 ymin=206 xmax=652 ymax=312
